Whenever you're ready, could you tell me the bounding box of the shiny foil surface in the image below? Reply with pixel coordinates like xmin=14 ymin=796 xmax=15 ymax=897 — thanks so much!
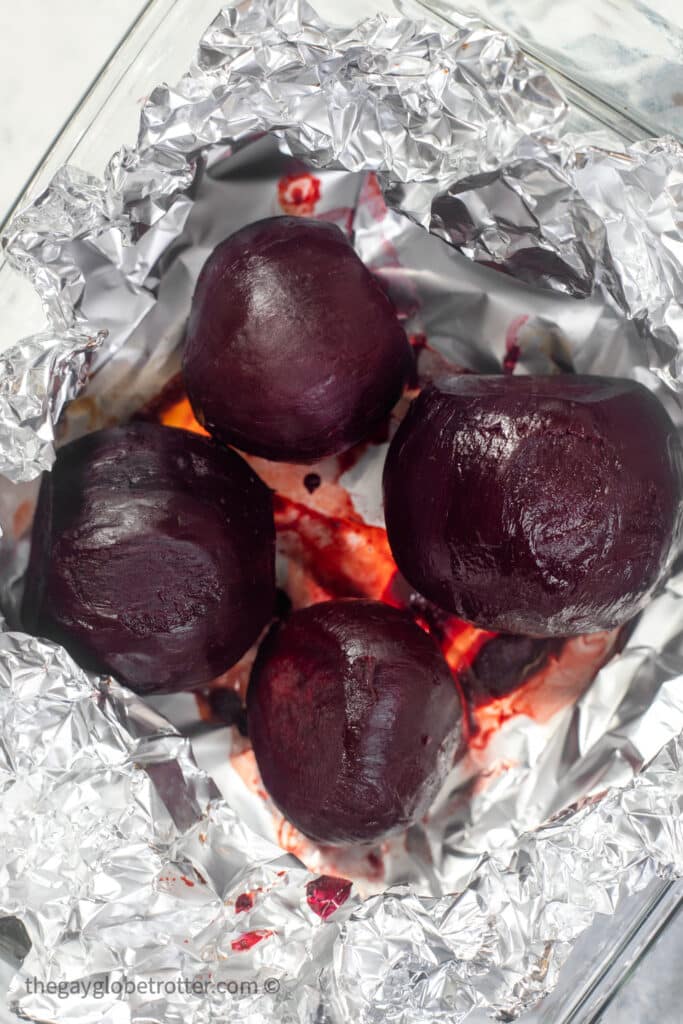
xmin=1 ymin=0 xmax=683 ymax=1020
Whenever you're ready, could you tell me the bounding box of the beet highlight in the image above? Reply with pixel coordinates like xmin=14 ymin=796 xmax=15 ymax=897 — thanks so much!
xmin=22 ymin=423 xmax=276 ymax=694
xmin=247 ymin=599 xmax=462 ymax=845
xmin=383 ymin=375 xmax=683 ymax=636
xmin=182 ymin=216 xmax=413 ymax=463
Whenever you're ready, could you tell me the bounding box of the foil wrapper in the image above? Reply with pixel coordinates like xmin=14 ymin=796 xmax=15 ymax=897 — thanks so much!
xmin=1 ymin=0 xmax=683 ymax=1020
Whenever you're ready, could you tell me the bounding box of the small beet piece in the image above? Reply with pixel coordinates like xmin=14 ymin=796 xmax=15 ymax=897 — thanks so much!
xmin=383 ymin=375 xmax=683 ymax=636
xmin=182 ymin=216 xmax=413 ymax=463
xmin=306 ymin=875 xmax=352 ymax=919
xmin=461 ymin=634 xmax=563 ymax=706
xmin=247 ymin=600 xmax=462 ymax=845
xmin=22 ymin=423 xmax=276 ymax=694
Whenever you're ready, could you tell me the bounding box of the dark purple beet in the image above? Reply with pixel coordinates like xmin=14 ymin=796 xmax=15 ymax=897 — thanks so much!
xmin=247 ymin=600 xmax=462 ymax=845
xmin=182 ymin=216 xmax=413 ymax=463
xmin=22 ymin=423 xmax=276 ymax=694
xmin=209 ymin=688 xmax=249 ymax=736
xmin=383 ymin=375 xmax=683 ymax=636
xmin=462 ymin=634 xmax=563 ymax=705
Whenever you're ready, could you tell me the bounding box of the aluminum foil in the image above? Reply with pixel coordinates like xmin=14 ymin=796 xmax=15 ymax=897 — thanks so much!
xmin=2 ymin=631 xmax=683 ymax=1024
xmin=1 ymin=0 xmax=683 ymax=1020
xmin=0 ymin=631 xmax=348 ymax=1024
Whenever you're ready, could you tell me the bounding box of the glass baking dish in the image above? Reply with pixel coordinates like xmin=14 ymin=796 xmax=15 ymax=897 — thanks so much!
xmin=0 ymin=1 xmax=681 ymax=1021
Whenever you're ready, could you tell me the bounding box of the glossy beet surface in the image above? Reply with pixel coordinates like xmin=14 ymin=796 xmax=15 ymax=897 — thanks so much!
xmin=247 ymin=600 xmax=462 ymax=844
xmin=384 ymin=375 xmax=683 ymax=636
xmin=22 ymin=423 xmax=276 ymax=694
xmin=182 ymin=217 xmax=412 ymax=463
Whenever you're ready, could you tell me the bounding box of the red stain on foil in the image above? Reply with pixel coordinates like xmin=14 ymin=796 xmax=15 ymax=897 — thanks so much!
xmin=231 ymin=929 xmax=274 ymax=952
xmin=180 ymin=875 xmax=195 ymax=888
xmin=235 ymin=889 xmax=262 ymax=913
xmin=276 ymin=817 xmax=306 ymax=856
xmin=306 ymin=875 xmax=352 ymax=919
xmin=12 ymin=500 xmax=34 ymax=539
xmin=503 ymin=314 xmax=529 ymax=373
xmin=366 ymin=850 xmax=384 ymax=880
xmin=358 ymin=172 xmax=387 ymax=221
xmin=273 ymin=493 xmax=396 ymax=604
xmin=278 ymin=172 xmax=322 ymax=216
xmin=316 ymin=207 xmax=356 ymax=236
xmin=440 ymin=618 xmax=496 ymax=675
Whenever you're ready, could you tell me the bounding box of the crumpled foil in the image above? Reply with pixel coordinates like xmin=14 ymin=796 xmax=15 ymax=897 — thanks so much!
xmin=0 ymin=328 xmax=101 ymax=484
xmin=0 ymin=631 xmax=343 ymax=1023
xmin=1 ymin=0 xmax=683 ymax=1020
xmin=2 ymin=631 xmax=683 ymax=1024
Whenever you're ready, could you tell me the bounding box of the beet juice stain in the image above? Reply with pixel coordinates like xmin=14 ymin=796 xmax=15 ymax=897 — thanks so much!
xmin=503 ymin=314 xmax=529 ymax=373
xmin=230 ymin=929 xmax=274 ymax=952
xmin=277 ymin=172 xmax=321 ymax=216
xmin=235 ymin=892 xmax=253 ymax=913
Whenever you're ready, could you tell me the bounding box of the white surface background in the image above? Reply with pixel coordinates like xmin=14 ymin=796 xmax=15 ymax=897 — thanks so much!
xmin=0 ymin=1 xmax=147 ymax=219
xmin=0 ymin=0 xmax=390 ymax=221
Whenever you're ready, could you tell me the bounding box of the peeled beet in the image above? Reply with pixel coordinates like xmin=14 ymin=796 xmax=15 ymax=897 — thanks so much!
xmin=383 ymin=375 xmax=683 ymax=636
xmin=182 ymin=216 xmax=412 ymax=463
xmin=247 ymin=600 xmax=462 ymax=844
xmin=22 ymin=423 xmax=276 ymax=694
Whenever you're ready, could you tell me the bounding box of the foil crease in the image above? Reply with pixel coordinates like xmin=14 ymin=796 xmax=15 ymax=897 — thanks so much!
xmin=1 ymin=631 xmax=683 ymax=1024
xmin=0 ymin=0 xmax=682 ymax=1021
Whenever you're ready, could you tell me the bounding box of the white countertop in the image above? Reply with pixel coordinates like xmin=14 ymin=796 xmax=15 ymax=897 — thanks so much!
xmin=0 ymin=1 xmax=147 ymax=219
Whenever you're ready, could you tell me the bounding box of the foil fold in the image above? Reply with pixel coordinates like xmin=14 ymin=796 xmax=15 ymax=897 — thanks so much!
xmin=0 ymin=328 xmax=101 ymax=484
xmin=429 ymin=133 xmax=683 ymax=386
xmin=0 ymin=0 xmax=683 ymax=1021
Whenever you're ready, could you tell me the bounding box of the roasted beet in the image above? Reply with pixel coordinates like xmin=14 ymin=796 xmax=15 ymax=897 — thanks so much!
xmin=383 ymin=375 xmax=683 ymax=636
xmin=182 ymin=216 xmax=412 ymax=463
xmin=247 ymin=599 xmax=462 ymax=845
xmin=22 ymin=423 xmax=276 ymax=694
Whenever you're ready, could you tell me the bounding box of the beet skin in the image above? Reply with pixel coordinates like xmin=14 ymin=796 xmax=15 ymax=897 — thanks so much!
xmin=22 ymin=423 xmax=276 ymax=694
xmin=182 ymin=216 xmax=413 ymax=463
xmin=383 ymin=375 xmax=683 ymax=636
xmin=247 ymin=600 xmax=462 ymax=845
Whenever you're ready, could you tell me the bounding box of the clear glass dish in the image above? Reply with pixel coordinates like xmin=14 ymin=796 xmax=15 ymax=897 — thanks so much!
xmin=419 ymin=0 xmax=683 ymax=140
xmin=0 ymin=1 xmax=681 ymax=1020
